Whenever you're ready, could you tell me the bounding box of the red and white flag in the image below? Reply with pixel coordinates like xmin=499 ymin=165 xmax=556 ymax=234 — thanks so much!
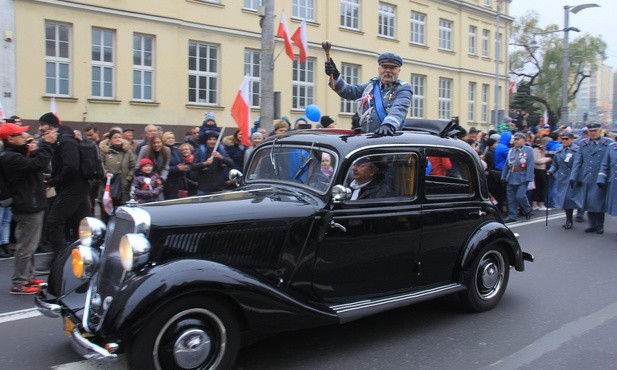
xmin=291 ymin=19 xmax=308 ymax=63
xmin=277 ymin=12 xmax=295 ymax=61
xmin=508 ymin=80 xmax=517 ymax=94
xmin=231 ymin=75 xmax=251 ymax=147
xmin=102 ymin=176 xmax=114 ymax=216
xmin=541 ymin=109 xmax=549 ymax=125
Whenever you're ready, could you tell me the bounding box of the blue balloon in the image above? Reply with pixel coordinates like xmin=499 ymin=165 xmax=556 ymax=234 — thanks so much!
xmin=425 ymin=161 xmax=433 ymax=176
xmin=305 ymin=104 xmax=321 ymax=122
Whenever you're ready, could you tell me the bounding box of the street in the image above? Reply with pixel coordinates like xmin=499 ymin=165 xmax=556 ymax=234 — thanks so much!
xmin=1 ymin=212 xmax=617 ymax=369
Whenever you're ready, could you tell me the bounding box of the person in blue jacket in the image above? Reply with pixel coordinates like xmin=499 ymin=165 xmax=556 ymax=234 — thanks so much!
xmin=501 ymin=132 xmax=535 ymax=222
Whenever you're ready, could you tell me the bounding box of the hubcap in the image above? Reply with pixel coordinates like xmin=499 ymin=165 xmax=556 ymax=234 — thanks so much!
xmin=173 ymin=329 xmax=212 ymax=369
xmin=476 ymin=251 xmax=504 ymax=300
xmin=481 ymin=262 xmax=498 ymax=289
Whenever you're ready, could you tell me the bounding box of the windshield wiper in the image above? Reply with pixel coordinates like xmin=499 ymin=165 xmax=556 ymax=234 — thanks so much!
xmin=293 ymin=141 xmax=316 ymax=181
xmin=270 ymin=139 xmax=278 ymax=176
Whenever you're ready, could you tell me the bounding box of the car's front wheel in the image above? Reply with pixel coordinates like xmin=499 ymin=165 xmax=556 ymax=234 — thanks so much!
xmin=128 ymin=296 xmax=240 ymax=370
xmin=459 ymin=245 xmax=510 ymax=312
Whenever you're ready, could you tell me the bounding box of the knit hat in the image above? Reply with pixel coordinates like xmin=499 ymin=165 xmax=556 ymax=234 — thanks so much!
xmin=38 ymin=112 xmax=61 ymax=127
xmin=108 ymin=129 xmax=122 ymax=139
xmin=489 ymin=133 xmax=501 ymax=141
xmin=250 ymin=132 xmax=263 ymax=140
xmin=320 ymin=115 xmax=335 ymax=128
xmin=139 ymin=158 xmax=154 ymax=168
xmin=204 ymin=112 xmax=216 ymax=122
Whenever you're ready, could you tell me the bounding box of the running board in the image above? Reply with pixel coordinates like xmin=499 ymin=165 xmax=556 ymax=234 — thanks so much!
xmin=330 ymin=283 xmax=465 ymax=324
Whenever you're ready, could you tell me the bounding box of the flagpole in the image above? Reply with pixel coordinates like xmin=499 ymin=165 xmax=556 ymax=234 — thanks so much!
xmin=273 ymin=46 xmax=285 ymax=62
xmin=212 ymin=113 xmax=231 ymax=158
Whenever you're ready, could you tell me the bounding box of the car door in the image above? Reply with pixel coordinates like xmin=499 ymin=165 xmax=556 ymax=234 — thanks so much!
xmin=312 ymin=151 xmax=423 ymax=302
xmin=418 ymin=148 xmax=486 ymax=286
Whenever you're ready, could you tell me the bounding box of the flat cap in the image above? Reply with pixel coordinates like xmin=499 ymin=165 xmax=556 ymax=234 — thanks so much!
xmin=513 ymin=132 xmax=526 ymax=139
xmin=378 ymin=52 xmax=403 ymax=67
xmin=587 ymin=122 xmax=601 ymax=129
xmin=469 ymin=126 xmax=478 ymax=133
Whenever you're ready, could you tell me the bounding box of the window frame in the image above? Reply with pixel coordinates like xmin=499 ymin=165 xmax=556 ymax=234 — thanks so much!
xmin=410 ymin=11 xmax=426 ymax=45
xmin=438 ymin=77 xmax=453 ymax=119
xmin=438 ymin=18 xmax=453 ymax=51
xmin=244 ymin=49 xmax=262 ymax=108
xmin=45 ymin=21 xmax=71 ymax=96
xmin=243 ymin=0 xmax=262 ymax=11
xmin=378 ymin=2 xmax=396 ymax=39
xmin=482 ymin=29 xmax=490 ymax=58
xmin=340 ymin=0 xmax=360 ymax=30
xmin=91 ymin=27 xmax=115 ymax=99
xmin=132 ymin=33 xmax=154 ymax=101
xmin=340 ymin=63 xmax=361 ymax=113
xmin=481 ymin=83 xmax=489 ymax=123
xmin=292 ymin=0 xmax=315 ymax=21
xmin=188 ymin=41 xmax=219 ymax=105
xmin=468 ymin=25 xmax=477 ymax=55
xmin=292 ymin=57 xmax=315 ymax=109
xmin=410 ymin=74 xmax=425 ymax=118
xmin=468 ymin=82 xmax=476 ymax=122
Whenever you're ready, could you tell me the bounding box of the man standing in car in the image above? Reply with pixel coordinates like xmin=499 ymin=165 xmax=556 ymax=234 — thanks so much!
xmin=325 ymin=52 xmax=412 ymax=136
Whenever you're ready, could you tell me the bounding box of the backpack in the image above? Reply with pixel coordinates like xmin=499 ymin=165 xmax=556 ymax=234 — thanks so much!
xmin=79 ymin=139 xmax=105 ymax=181
xmin=0 ymin=153 xmax=13 ymax=207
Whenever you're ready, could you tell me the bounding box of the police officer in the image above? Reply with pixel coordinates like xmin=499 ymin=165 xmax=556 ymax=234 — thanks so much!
xmin=596 ymin=141 xmax=617 ymax=233
xmin=324 ymin=52 xmax=412 ymax=135
xmin=501 ymin=132 xmax=535 ymax=222
xmin=547 ymin=132 xmax=580 ymax=229
xmin=570 ymin=122 xmax=613 ymax=234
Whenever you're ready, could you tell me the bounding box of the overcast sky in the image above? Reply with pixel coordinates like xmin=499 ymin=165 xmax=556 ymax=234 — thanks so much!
xmin=509 ymin=0 xmax=617 ymax=69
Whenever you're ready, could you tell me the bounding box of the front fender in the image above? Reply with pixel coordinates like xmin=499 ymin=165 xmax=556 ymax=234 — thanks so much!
xmin=102 ymin=259 xmax=338 ymax=340
xmin=460 ymin=221 xmax=527 ymax=275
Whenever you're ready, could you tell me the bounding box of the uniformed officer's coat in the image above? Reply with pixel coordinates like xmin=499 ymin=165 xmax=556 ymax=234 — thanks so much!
xmin=597 ymin=143 xmax=617 ymax=216
xmin=570 ymin=136 xmax=613 ymax=212
xmin=547 ymin=143 xmax=581 ymax=209
xmin=501 ymin=145 xmax=535 ymax=185
xmin=333 ymin=77 xmax=412 ymax=132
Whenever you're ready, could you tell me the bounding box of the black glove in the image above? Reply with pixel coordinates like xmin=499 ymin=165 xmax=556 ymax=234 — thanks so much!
xmin=324 ymin=58 xmax=340 ymax=80
xmin=374 ymin=123 xmax=396 ymax=136
xmin=598 ymin=182 xmax=605 ymax=189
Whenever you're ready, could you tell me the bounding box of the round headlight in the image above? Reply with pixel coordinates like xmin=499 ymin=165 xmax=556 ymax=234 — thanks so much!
xmin=71 ymin=245 xmax=97 ymax=279
xmin=119 ymin=234 xmax=151 ymax=271
xmin=78 ymin=217 xmax=106 ymax=247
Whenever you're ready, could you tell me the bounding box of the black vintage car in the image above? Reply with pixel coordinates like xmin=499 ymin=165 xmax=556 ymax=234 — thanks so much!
xmin=36 ymin=119 xmax=533 ymax=370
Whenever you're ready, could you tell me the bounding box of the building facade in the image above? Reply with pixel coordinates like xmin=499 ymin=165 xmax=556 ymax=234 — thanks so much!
xmin=572 ymin=62 xmax=614 ymax=127
xmin=9 ymin=0 xmax=512 ymax=134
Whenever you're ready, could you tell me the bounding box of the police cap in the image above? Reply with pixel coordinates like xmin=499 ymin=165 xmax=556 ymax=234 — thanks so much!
xmin=378 ymin=52 xmax=403 ymax=67
xmin=587 ymin=122 xmax=601 ymax=129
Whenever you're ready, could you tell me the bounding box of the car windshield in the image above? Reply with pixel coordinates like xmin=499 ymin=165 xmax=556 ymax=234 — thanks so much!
xmin=245 ymin=143 xmax=338 ymax=194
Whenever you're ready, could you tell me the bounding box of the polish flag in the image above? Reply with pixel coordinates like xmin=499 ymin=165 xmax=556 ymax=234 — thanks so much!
xmin=102 ymin=176 xmax=114 ymax=216
xmin=541 ymin=109 xmax=549 ymax=125
xmin=231 ymin=75 xmax=251 ymax=146
xmin=291 ymin=19 xmax=308 ymax=63
xmin=277 ymin=12 xmax=295 ymax=62
xmin=508 ymin=80 xmax=517 ymax=94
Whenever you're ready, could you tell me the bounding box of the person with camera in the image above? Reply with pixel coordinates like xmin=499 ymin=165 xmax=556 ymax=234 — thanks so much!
xmin=324 ymin=52 xmax=412 ymax=135
xmin=0 ymin=122 xmax=57 ymax=294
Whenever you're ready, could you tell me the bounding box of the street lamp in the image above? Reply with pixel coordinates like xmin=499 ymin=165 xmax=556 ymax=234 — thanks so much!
xmin=561 ymin=3 xmax=600 ymax=126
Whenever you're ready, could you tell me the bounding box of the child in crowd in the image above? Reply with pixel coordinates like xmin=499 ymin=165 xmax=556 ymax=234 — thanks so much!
xmin=131 ymin=158 xmax=163 ymax=203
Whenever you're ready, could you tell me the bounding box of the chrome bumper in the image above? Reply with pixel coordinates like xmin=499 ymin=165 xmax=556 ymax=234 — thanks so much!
xmin=34 ymin=289 xmax=62 ymax=318
xmin=68 ymin=328 xmax=118 ymax=362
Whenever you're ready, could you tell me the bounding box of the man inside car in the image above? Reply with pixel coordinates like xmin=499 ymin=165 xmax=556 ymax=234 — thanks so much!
xmin=349 ymin=157 xmax=391 ymax=200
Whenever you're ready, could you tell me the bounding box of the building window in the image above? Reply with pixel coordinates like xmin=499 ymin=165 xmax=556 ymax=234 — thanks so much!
xmin=91 ymin=28 xmax=115 ymax=98
xmin=340 ymin=63 xmax=360 ymax=113
xmin=378 ymin=3 xmax=396 ymax=38
xmin=133 ymin=34 xmax=154 ymax=101
xmin=468 ymin=26 xmax=477 ymax=55
xmin=244 ymin=49 xmax=261 ymax=108
xmin=243 ymin=0 xmax=262 ymax=10
xmin=340 ymin=0 xmax=360 ymax=30
xmin=468 ymin=82 xmax=476 ymax=122
xmin=481 ymin=84 xmax=489 ymax=123
xmin=438 ymin=19 xmax=453 ymax=51
xmin=496 ymin=32 xmax=502 ymax=60
xmin=45 ymin=22 xmax=71 ymax=96
xmin=188 ymin=42 xmax=218 ymax=104
xmin=292 ymin=57 xmax=315 ymax=109
xmin=482 ymin=29 xmax=490 ymax=58
xmin=293 ymin=0 xmax=315 ymax=21
xmin=438 ymin=78 xmax=452 ymax=119
xmin=410 ymin=74 xmax=425 ymax=118
xmin=410 ymin=11 xmax=425 ymax=45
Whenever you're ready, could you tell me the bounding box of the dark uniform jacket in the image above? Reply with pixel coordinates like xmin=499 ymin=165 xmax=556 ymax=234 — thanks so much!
xmin=49 ymin=125 xmax=89 ymax=195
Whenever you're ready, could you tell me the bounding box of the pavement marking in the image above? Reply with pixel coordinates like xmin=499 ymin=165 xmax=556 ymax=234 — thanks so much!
xmin=0 ymin=307 xmax=42 ymax=324
xmin=52 ymin=358 xmax=127 ymax=369
xmin=481 ymin=300 xmax=617 ymax=370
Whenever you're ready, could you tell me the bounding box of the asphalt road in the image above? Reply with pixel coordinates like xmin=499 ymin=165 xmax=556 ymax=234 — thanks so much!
xmin=1 ymin=211 xmax=617 ymax=369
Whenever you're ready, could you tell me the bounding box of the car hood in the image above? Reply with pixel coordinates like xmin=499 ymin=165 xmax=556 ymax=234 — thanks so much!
xmin=135 ymin=186 xmax=321 ymax=228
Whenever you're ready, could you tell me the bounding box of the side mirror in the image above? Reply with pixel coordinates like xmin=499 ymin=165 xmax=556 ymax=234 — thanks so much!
xmin=331 ymin=184 xmax=351 ymax=203
xmin=229 ymin=169 xmax=243 ymax=183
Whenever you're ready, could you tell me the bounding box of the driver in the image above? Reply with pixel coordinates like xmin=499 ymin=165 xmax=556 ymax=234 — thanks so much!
xmin=349 ymin=157 xmax=391 ymax=200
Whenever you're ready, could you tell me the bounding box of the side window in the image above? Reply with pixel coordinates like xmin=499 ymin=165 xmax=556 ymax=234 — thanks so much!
xmin=424 ymin=151 xmax=473 ymax=198
xmin=346 ymin=153 xmax=418 ymax=200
